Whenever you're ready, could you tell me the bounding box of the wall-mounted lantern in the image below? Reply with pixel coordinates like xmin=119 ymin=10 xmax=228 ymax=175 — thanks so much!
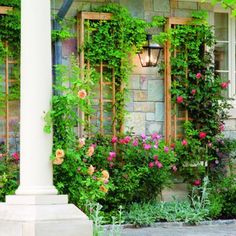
xmin=138 ymin=34 xmax=163 ymax=67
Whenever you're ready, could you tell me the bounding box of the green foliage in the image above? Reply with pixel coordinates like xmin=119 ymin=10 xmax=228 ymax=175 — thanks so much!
xmin=204 ymin=0 xmax=236 ymax=16
xmin=210 ymin=175 xmax=236 ymax=219
xmin=0 ymin=151 xmax=19 ymax=201
xmin=83 ymin=3 xmax=165 ymax=131
xmin=93 ymin=134 xmax=176 ymax=212
xmin=52 ymin=17 xmax=76 ymax=42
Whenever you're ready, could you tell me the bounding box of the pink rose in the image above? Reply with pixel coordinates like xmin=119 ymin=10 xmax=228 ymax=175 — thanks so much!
xmin=172 ymin=165 xmax=177 ymax=172
xmin=111 ymin=136 xmax=118 ymax=144
xmin=176 ymin=96 xmax=183 ymax=104
xmin=132 ymin=139 xmax=139 ymax=146
xmin=221 ymin=81 xmax=230 ymax=89
xmin=156 ymin=161 xmax=163 ymax=169
xmin=199 ymin=132 xmax=207 ymax=139
xmin=193 ymin=179 xmax=201 ymax=186
xmin=124 ymin=136 xmax=131 ymax=144
xmin=148 ymin=162 xmax=155 ymax=168
xmin=164 ymin=146 xmax=169 ymax=152
xmin=12 ymin=152 xmax=20 ymax=161
xmin=143 ymin=143 xmax=152 ymax=150
xmin=109 ymin=152 xmax=116 ymax=159
xmin=182 ymin=139 xmax=188 ymax=146
xmin=191 ymin=89 xmax=196 ymax=95
xmin=141 ymin=134 xmax=147 ymax=140
xmin=196 ymin=72 xmax=202 ymax=79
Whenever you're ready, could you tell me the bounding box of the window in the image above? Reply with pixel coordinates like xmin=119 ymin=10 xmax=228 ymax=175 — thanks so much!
xmin=214 ymin=11 xmax=236 ymax=99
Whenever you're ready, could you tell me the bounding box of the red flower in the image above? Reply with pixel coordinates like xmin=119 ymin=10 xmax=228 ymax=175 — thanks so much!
xmin=199 ymin=132 xmax=207 ymax=139
xmin=170 ymin=143 xmax=175 ymax=149
xmin=182 ymin=139 xmax=188 ymax=146
xmin=124 ymin=136 xmax=131 ymax=144
xmin=12 ymin=152 xmax=20 ymax=161
xmin=196 ymin=72 xmax=202 ymax=79
xmin=193 ymin=179 xmax=201 ymax=186
xmin=148 ymin=162 xmax=154 ymax=168
xmin=111 ymin=136 xmax=117 ymax=144
xmin=191 ymin=89 xmax=196 ymax=95
xmin=221 ymin=81 xmax=230 ymax=89
xmin=172 ymin=165 xmax=177 ymax=172
xmin=176 ymin=96 xmax=183 ymax=104
xmin=119 ymin=139 xmax=126 ymax=144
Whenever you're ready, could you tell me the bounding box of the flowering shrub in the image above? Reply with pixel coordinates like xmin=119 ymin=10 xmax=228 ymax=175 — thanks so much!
xmin=0 ymin=151 xmax=19 ymax=201
xmin=84 ymin=133 xmax=177 ymax=211
xmin=52 ymin=132 xmax=176 ymax=212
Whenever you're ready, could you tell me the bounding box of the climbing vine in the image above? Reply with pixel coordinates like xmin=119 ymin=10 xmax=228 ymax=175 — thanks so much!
xmin=160 ymin=12 xmax=233 ymax=182
xmin=83 ymin=3 xmax=165 ymax=132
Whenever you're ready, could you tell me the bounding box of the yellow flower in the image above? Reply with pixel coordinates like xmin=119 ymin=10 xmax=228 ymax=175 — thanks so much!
xmin=88 ymin=165 xmax=95 ymax=176
xmin=102 ymin=170 xmax=109 ymax=180
xmin=55 ymin=149 xmax=65 ymax=159
xmin=78 ymin=138 xmax=85 ymax=148
xmin=53 ymin=157 xmax=64 ymax=165
xmin=100 ymin=185 xmax=108 ymax=193
xmin=87 ymin=145 xmax=95 ymax=157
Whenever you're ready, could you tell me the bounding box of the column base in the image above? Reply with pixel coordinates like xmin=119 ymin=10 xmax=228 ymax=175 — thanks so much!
xmin=0 ymin=196 xmax=93 ymax=236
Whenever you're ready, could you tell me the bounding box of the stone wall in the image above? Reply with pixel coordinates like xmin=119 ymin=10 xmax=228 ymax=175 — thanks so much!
xmin=55 ymin=0 xmax=236 ymax=137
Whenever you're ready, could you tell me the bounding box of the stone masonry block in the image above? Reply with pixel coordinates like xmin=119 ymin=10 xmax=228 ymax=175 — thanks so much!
xmin=134 ymin=102 xmax=155 ymax=112
xmin=173 ymin=9 xmax=192 ymax=18
xmin=198 ymin=3 xmax=214 ymax=11
xmin=148 ymin=80 xmax=164 ymax=101
xmin=119 ymin=0 xmax=144 ymax=18
xmin=155 ymin=102 xmax=164 ymax=121
xmin=146 ymin=113 xmax=155 ymax=121
xmin=146 ymin=121 xmax=163 ymax=135
xmin=154 ymin=0 xmax=170 ymax=12
xmin=140 ymin=75 xmax=148 ymax=90
xmin=125 ymin=112 xmax=146 ymax=134
xmin=178 ymin=1 xmax=198 ymax=10
xmin=134 ymin=90 xmax=148 ymax=101
xmin=129 ymin=75 xmax=140 ymax=90
xmin=144 ymin=0 xmax=153 ymax=11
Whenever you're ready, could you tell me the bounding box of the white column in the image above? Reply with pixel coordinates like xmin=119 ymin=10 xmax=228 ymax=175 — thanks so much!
xmin=15 ymin=0 xmax=57 ymax=195
xmin=0 ymin=1 xmax=93 ymax=235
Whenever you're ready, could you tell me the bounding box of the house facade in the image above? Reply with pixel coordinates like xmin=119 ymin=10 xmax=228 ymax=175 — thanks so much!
xmin=53 ymin=0 xmax=236 ymax=138
xmin=1 ymin=0 xmax=236 ymax=151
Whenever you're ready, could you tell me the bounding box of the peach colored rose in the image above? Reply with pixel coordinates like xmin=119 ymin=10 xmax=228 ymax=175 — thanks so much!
xmin=88 ymin=165 xmax=95 ymax=176
xmin=53 ymin=157 xmax=64 ymax=165
xmin=100 ymin=185 xmax=108 ymax=193
xmin=87 ymin=145 xmax=95 ymax=157
xmin=102 ymin=170 xmax=109 ymax=180
xmin=55 ymin=149 xmax=65 ymax=159
xmin=77 ymin=89 xmax=87 ymax=99
xmin=78 ymin=138 xmax=85 ymax=148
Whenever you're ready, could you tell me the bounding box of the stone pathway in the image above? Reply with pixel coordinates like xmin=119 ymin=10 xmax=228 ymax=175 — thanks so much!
xmin=120 ymin=223 xmax=236 ymax=236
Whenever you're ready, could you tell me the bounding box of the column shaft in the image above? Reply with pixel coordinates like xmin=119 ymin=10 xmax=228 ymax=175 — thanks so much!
xmin=16 ymin=0 xmax=57 ymax=195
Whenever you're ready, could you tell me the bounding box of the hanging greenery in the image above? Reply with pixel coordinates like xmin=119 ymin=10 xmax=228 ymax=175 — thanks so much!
xmin=83 ymin=3 xmax=165 ymax=132
xmin=160 ymin=12 xmax=233 ymax=183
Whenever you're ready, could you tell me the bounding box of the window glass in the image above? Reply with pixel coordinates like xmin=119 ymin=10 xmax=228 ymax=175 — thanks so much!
xmin=215 ymin=13 xmax=228 ymax=41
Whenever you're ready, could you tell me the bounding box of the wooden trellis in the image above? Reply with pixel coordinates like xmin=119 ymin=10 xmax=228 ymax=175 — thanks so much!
xmin=77 ymin=12 xmax=117 ymax=136
xmin=164 ymin=17 xmax=192 ymax=143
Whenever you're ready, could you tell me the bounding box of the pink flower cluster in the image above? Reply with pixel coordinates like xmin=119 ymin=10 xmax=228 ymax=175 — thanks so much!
xmin=148 ymin=155 xmax=163 ymax=169
xmin=12 ymin=152 xmax=20 ymax=161
xmin=107 ymin=152 xmax=116 ymax=162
